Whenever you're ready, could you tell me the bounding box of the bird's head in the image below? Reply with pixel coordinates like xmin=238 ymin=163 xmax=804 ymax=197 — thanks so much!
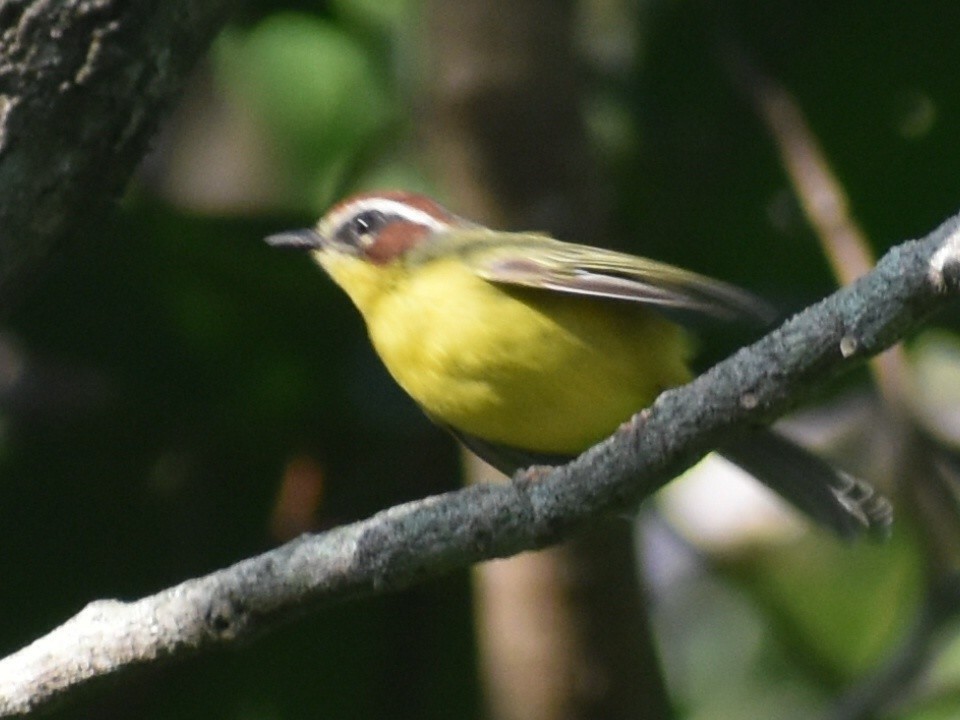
xmin=267 ymin=191 xmax=466 ymax=264
xmin=266 ymin=191 xmax=472 ymax=311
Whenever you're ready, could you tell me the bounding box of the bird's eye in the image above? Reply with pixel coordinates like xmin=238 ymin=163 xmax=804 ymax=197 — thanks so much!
xmin=336 ymin=210 xmax=388 ymax=248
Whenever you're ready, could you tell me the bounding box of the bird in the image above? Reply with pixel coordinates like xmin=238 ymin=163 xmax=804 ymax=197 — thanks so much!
xmin=266 ymin=190 xmax=892 ymax=539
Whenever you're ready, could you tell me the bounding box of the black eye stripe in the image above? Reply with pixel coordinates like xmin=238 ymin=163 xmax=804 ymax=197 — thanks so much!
xmin=334 ymin=210 xmax=391 ymax=247
xmin=351 ymin=213 xmax=375 ymax=233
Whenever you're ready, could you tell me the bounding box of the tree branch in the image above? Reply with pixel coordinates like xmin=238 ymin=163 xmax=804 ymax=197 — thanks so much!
xmin=0 ymin=0 xmax=231 ymax=307
xmin=1 ymin=212 xmax=959 ymax=715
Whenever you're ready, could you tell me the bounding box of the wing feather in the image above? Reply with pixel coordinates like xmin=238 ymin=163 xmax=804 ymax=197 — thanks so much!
xmin=461 ymin=234 xmax=775 ymax=324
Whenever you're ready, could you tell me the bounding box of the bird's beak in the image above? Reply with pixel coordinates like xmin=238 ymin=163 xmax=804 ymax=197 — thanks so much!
xmin=265 ymin=228 xmax=324 ymax=250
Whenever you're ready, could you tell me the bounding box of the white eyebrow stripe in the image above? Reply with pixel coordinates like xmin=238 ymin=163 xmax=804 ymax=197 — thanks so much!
xmin=326 ymin=198 xmax=450 ymax=234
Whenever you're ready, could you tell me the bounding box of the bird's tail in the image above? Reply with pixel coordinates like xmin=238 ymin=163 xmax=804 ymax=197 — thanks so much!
xmin=718 ymin=428 xmax=893 ymax=540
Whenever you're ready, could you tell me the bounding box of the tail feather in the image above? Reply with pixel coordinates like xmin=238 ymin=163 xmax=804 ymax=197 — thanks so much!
xmin=718 ymin=429 xmax=893 ymax=540
xmin=451 ymin=425 xmax=893 ymax=540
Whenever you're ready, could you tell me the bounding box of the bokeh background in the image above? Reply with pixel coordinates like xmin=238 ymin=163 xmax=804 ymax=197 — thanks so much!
xmin=3 ymin=1 xmax=960 ymax=718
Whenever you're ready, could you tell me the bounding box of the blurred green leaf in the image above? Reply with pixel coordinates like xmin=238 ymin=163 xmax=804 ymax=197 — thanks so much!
xmin=332 ymin=0 xmax=416 ymax=33
xmin=216 ymin=13 xmax=394 ymax=210
xmin=723 ymin=528 xmax=924 ymax=679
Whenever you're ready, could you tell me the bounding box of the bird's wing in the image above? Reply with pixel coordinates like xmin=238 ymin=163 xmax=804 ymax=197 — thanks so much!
xmin=463 ymin=234 xmax=776 ymax=324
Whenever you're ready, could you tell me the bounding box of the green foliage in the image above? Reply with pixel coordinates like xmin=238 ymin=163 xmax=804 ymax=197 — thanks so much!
xmin=215 ymin=12 xmax=397 ymax=210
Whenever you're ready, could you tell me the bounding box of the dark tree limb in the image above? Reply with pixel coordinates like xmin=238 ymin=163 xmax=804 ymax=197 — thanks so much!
xmin=0 ymin=0 xmax=232 ymax=306
xmin=2 ymin=212 xmax=959 ymax=716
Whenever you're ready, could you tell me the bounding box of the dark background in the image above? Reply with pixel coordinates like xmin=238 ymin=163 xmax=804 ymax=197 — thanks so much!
xmin=2 ymin=1 xmax=960 ymax=717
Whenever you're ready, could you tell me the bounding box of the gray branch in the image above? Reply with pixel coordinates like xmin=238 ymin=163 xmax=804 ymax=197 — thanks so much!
xmin=0 ymin=0 xmax=231 ymax=306
xmin=1 ymin=212 xmax=959 ymax=715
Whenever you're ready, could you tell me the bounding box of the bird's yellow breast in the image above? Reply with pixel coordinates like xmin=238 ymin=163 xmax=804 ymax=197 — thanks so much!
xmin=318 ymin=252 xmax=692 ymax=454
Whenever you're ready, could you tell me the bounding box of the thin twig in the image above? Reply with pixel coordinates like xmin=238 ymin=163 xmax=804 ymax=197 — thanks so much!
xmin=727 ymin=47 xmax=907 ymax=406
